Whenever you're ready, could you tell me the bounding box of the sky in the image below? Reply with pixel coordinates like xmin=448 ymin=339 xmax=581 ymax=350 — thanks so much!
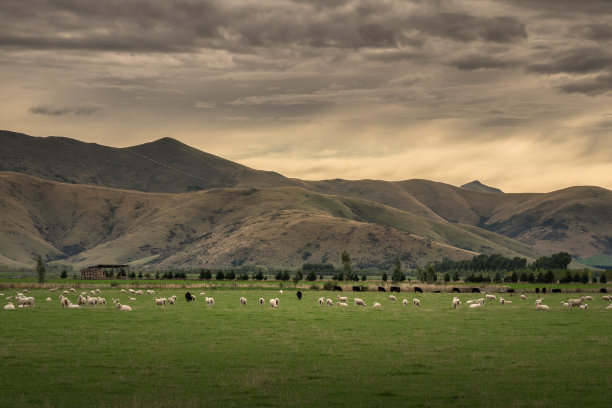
xmin=1 ymin=0 xmax=611 ymax=193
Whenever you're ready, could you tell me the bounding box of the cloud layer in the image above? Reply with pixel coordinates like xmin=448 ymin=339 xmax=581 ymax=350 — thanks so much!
xmin=1 ymin=0 xmax=611 ymax=192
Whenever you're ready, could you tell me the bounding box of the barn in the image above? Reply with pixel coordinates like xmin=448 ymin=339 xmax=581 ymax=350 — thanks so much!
xmin=80 ymin=264 xmax=129 ymax=279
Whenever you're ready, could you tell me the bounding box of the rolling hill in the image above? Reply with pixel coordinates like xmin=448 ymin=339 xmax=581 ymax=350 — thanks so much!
xmin=1 ymin=130 xmax=610 ymax=269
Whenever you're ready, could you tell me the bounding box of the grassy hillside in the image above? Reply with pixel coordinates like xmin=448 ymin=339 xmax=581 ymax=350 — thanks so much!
xmin=0 ymin=173 xmax=539 ymax=270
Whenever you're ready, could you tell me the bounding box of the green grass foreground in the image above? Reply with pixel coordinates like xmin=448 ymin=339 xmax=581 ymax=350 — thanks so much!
xmin=1 ymin=289 xmax=611 ymax=407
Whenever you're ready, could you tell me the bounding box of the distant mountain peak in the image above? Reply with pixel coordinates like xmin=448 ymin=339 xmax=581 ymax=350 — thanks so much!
xmin=461 ymin=180 xmax=504 ymax=194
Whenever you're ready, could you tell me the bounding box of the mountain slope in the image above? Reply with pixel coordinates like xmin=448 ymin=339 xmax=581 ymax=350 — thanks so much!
xmin=461 ymin=180 xmax=504 ymax=194
xmin=0 ymin=130 xmax=299 ymax=192
xmin=0 ymin=172 xmax=539 ymax=269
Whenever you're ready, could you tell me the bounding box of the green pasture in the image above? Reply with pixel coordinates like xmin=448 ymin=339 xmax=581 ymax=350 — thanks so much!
xmin=1 ymin=287 xmax=611 ymax=408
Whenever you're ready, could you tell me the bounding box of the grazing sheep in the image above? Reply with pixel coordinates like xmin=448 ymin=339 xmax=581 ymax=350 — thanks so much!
xmin=402 ymin=299 xmax=409 ymax=307
xmin=146 ymin=290 xmax=155 ymax=295
xmin=337 ymin=302 xmax=348 ymax=307
xmin=279 ymin=290 xmax=283 ymax=295
xmin=154 ymin=297 xmax=166 ymax=306
xmin=200 ymin=292 xmax=206 ymax=296
xmin=318 ymin=297 xmax=325 ymax=306
xmin=560 ymin=302 xmax=570 ymax=308
xmin=46 ymin=297 xmax=52 ymax=302
xmin=269 ymin=299 xmax=278 ymax=309
xmin=520 ymin=294 xmax=527 ymax=300
xmin=4 ymin=302 xmax=15 ymax=310
xmin=535 ymin=298 xmax=544 ymax=306
xmin=116 ymin=303 xmax=132 ymax=311
xmin=87 ymin=296 xmax=98 ymax=306
xmin=240 ymin=297 xmax=247 ymax=305
xmin=372 ymin=302 xmax=381 ymax=308
xmin=67 ymin=304 xmax=81 ymax=309
xmin=63 ymin=290 xmax=69 ymax=295
xmin=486 ymin=294 xmax=497 ymax=300
xmin=128 ymin=289 xmax=135 ymax=294
xmin=90 ymin=290 xmax=96 ymax=296
xmin=70 ymin=288 xmax=76 ymax=292
xmin=205 ymin=297 xmax=215 ymax=306
xmin=500 ymin=298 xmax=512 ymax=305
xmin=17 ymin=296 xmax=35 ymax=307
xmin=121 ymin=289 xmax=127 ymax=294
xmin=602 ymin=295 xmax=611 ymax=301
xmin=452 ymin=297 xmax=462 ymax=309
xmin=354 ymin=298 xmax=366 ymax=306
xmin=388 ymin=295 xmax=397 ymax=302
xmin=128 ymin=297 xmax=136 ymax=302
xmin=337 ymin=295 xmax=348 ymax=302
xmin=579 ymin=304 xmax=588 ymax=310
xmin=469 ymin=303 xmax=482 ymax=309
xmin=259 ymin=298 xmax=265 ymax=306
xmin=275 ymin=298 xmax=280 ymax=306
xmin=567 ymin=298 xmax=583 ymax=307
xmin=326 ymin=298 xmax=333 ymax=306
xmin=60 ymin=296 xmax=71 ymax=308
xmin=466 ymin=299 xmax=475 ymax=304
xmin=185 ymin=292 xmax=194 ymax=302
xmin=77 ymin=295 xmax=86 ymax=306
xmin=413 ymin=298 xmax=421 ymax=307
xmin=535 ymin=304 xmax=550 ymax=310
xmin=167 ymin=297 xmax=175 ymax=306
xmin=581 ymin=296 xmax=594 ymax=302
xmin=98 ymin=297 xmax=106 ymax=306
xmin=605 ymin=304 xmax=612 ymax=310
xmin=49 ymin=288 xmax=56 ymax=292
xmin=476 ymin=298 xmax=485 ymax=305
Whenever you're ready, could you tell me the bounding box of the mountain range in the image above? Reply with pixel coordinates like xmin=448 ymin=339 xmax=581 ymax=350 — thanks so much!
xmin=1 ymin=130 xmax=610 ymax=270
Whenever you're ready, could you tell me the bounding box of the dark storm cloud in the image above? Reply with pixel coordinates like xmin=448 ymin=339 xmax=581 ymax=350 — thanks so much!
xmin=412 ymin=13 xmax=527 ymax=43
xmin=29 ymin=105 xmax=101 ymax=116
xmin=0 ymin=0 xmax=529 ymax=54
xmin=528 ymin=48 xmax=612 ymax=74
xmin=450 ymin=54 xmax=518 ymax=71
xmin=571 ymin=23 xmax=612 ymax=42
xmin=558 ymin=74 xmax=612 ymax=96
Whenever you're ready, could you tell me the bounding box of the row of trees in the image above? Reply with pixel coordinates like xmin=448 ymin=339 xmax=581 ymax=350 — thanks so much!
xmin=434 ymin=252 xmax=572 ymax=273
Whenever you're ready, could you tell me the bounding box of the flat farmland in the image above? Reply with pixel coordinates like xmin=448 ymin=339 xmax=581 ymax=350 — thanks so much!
xmin=1 ymin=288 xmax=611 ymax=408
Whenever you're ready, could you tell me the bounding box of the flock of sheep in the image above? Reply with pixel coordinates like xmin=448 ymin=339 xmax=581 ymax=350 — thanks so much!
xmin=2 ymin=287 xmax=612 ymax=312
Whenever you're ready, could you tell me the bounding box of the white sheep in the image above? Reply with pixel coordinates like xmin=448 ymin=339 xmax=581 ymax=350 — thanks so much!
xmin=116 ymin=302 xmax=132 ymax=311
xmin=97 ymin=297 xmax=106 ymax=306
xmin=205 ymin=297 xmax=215 ymax=306
xmin=579 ymin=304 xmax=588 ymax=310
xmin=240 ymin=297 xmax=247 ymax=305
xmin=146 ymin=290 xmax=155 ymax=295
xmin=466 ymin=299 xmax=475 ymax=304
xmin=581 ymin=296 xmax=594 ymax=302
xmin=413 ymin=298 xmax=421 ymax=307
xmin=63 ymin=290 xmax=69 ymax=295
xmin=70 ymin=288 xmax=76 ymax=292
xmin=90 ymin=290 xmax=96 ymax=296
xmin=279 ymin=290 xmax=283 ymax=295
xmin=476 ymin=298 xmax=485 ymax=305
xmin=67 ymin=304 xmax=81 ymax=309
xmin=535 ymin=298 xmax=544 ymax=306
xmin=17 ymin=296 xmax=35 ymax=307
xmin=77 ymin=295 xmax=86 ymax=306
xmin=605 ymin=304 xmax=612 ymax=310
xmin=469 ymin=303 xmax=482 ymax=309
xmin=275 ymin=298 xmax=280 ymax=306
xmin=4 ymin=302 xmax=15 ymax=310
xmin=452 ymin=297 xmax=462 ymax=309
xmin=259 ymin=297 xmax=265 ymax=306
xmin=120 ymin=289 xmax=127 ymax=294
xmin=337 ymin=295 xmax=348 ymax=302
xmin=486 ymin=294 xmax=497 ymax=300
xmin=96 ymin=289 xmax=101 ymax=294
xmin=129 ymin=297 xmax=136 ymax=301
xmin=154 ymin=297 xmax=166 ymax=306
xmin=128 ymin=289 xmax=135 ymax=294
xmin=49 ymin=288 xmax=56 ymax=292
xmin=269 ymin=298 xmax=278 ymax=309
xmin=337 ymin=302 xmax=348 ymax=307
xmin=402 ymin=299 xmax=408 ymax=307
xmin=354 ymin=298 xmax=366 ymax=306
xmin=602 ymin=295 xmax=611 ymax=301
xmin=167 ymin=297 xmax=175 ymax=306
xmin=326 ymin=298 xmax=333 ymax=306
xmin=520 ymin=294 xmax=527 ymax=300
xmin=500 ymin=298 xmax=512 ymax=304
xmin=560 ymin=301 xmax=570 ymax=308
xmin=372 ymin=302 xmax=381 ymax=308
xmin=87 ymin=296 xmax=98 ymax=307
xmin=567 ymin=298 xmax=582 ymax=307
xmin=46 ymin=297 xmax=52 ymax=302
xmin=389 ymin=295 xmax=397 ymax=302
xmin=318 ymin=297 xmax=325 ymax=306
xmin=200 ymin=292 xmax=206 ymax=296
xmin=536 ymin=304 xmax=550 ymax=310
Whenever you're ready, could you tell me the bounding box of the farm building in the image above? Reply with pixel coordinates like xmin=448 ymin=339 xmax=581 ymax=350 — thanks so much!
xmin=80 ymin=264 xmax=129 ymax=279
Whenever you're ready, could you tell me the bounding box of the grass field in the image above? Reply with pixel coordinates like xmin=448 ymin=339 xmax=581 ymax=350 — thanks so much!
xmin=1 ymin=286 xmax=611 ymax=408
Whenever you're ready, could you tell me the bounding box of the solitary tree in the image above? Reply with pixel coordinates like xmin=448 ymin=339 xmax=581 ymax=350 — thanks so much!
xmin=36 ymin=255 xmax=46 ymax=283
xmin=391 ymin=256 xmax=404 ymax=283
xmin=425 ymin=264 xmax=437 ymax=283
xmin=341 ymin=251 xmax=352 ymax=281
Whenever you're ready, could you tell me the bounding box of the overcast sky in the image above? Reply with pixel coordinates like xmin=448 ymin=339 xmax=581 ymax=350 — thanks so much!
xmin=1 ymin=0 xmax=611 ymax=192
